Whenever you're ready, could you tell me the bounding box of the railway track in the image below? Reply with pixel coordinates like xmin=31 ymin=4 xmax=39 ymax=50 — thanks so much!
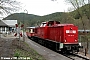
xmin=62 ymin=53 xmax=90 ymax=60
xmin=30 ymin=37 xmax=90 ymax=60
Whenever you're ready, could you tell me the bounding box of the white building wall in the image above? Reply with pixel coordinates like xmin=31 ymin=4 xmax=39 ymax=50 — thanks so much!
xmin=0 ymin=20 xmax=17 ymax=34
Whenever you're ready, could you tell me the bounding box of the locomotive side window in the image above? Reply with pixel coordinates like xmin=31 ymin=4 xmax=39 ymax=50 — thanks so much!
xmin=47 ymin=22 xmax=54 ymax=26
xmin=40 ymin=23 xmax=47 ymax=27
xmin=26 ymin=28 xmax=29 ymax=32
xmin=47 ymin=21 xmax=60 ymax=26
xmin=29 ymin=29 xmax=30 ymax=32
xmin=40 ymin=22 xmax=47 ymax=27
xmin=30 ymin=29 xmax=34 ymax=33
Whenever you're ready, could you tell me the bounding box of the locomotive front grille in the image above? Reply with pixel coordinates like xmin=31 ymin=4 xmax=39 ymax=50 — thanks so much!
xmin=64 ymin=44 xmax=79 ymax=51
xmin=65 ymin=46 xmax=71 ymax=50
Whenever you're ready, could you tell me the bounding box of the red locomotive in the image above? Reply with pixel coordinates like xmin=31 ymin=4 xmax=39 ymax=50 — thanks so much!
xmin=26 ymin=21 xmax=82 ymax=53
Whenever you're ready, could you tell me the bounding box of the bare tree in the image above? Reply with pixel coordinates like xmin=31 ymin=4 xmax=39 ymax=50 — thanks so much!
xmin=65 ymin=0 xmax=90 ymax=26
xmin=0 ymin=0 xmax=21 ymax=15
xmin=65 ymin=0 xmax=90 ymax=54
xmin=84 ymin=0 xmax=90 ymax=21
xmin=66 ymin=0 xmax=86 ymax=29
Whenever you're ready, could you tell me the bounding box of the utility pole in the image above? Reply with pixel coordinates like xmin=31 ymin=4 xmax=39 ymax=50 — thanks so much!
xmin=23 ymin=9 xmax=28 ymax=42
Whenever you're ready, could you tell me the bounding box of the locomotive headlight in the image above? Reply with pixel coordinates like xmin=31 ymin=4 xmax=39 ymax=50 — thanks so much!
xmin=75 ymin=40 xmax=77 ymax=42
xmin=79 ymin=43 xmax=81 ymax=46
xmin=65 ymin=40 xmax=67 ymax=42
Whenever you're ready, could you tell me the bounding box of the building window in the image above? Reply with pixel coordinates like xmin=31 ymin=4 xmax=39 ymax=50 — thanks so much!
xmin=6 ymin=27 xmax=9 ymax=31
xmin=2 ymin=27 xmax=5 ymax=31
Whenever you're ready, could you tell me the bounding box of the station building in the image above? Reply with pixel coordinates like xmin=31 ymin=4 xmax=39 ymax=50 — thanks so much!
xmin=0 ymin=20 xmax=17 ymax=34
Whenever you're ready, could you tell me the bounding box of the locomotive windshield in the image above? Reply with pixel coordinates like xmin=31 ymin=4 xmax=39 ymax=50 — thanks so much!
xmin=40 ymin=22 xmax=47 ymax=27
xmin=47 ymin=21 xmax=60 ymax=26
xmin=30 ymin=29 xmax=34 ymax=33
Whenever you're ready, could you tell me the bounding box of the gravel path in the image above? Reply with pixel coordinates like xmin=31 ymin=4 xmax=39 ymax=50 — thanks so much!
xmin=0 ymin=34 xmax=46 ymax=60
xmin=0 ymin=38 xmax=14 ymax=57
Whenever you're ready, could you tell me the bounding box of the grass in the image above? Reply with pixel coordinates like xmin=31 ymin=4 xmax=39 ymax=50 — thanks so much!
xmin=14 ymin=49 xmax=32 ymax=60
xmin=13 ymin=40 xmax=46 ymax=60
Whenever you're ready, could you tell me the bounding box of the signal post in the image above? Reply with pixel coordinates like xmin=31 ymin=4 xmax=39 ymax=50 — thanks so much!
xmin=14 ymin=24 xmax=23 ymax=40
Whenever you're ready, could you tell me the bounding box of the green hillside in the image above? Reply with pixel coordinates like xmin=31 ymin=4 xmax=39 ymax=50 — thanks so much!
xmin=3 ymin=12 xmax=66 ymax=27
xmin=3 ymin=4 xmax=90 ymax=29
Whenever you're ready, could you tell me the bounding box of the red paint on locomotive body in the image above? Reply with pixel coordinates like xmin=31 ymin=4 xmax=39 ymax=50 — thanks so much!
xmin=34 ymin=21 xmax=78 ymax=44
xmin=26 ymin=21 xmax=81 ymax=52
xmin=64 ymin=25 xmax=78 ymax=44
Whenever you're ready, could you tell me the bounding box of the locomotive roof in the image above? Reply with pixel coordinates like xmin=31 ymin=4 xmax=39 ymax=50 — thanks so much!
xmin=42 ymin=21 xmax=60 ymax=24
xmin=42 ymin=22 xmax=46 ymax=23
xmin=57 ymin=24 xmax=74 ymax=26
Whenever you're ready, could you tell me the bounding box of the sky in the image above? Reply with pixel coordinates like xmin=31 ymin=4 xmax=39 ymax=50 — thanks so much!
xmin=16 ymin=0 xmax=72 ymax=16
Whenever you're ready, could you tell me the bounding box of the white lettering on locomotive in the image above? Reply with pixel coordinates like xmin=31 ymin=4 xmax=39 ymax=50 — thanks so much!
xmin=66 ymin=30 xmax=76 ymax=33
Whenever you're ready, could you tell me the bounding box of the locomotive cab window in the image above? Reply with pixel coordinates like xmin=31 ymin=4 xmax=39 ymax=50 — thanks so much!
xmin=30 ymin=29 xmax=35 ymax=33
xmin=47 ymin=21 xmax=54 ymax=26
xmin=40 ymin=22 xmax=47 ymax=27
xmin=47 ymin=21 xmax=60 ymax=26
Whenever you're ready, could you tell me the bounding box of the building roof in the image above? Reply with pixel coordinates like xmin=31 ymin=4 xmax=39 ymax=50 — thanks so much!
xmin=0 ymin=20 xmax=8 ymax=26
xmin=0 ymin=20 xmax=17 ymax=27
